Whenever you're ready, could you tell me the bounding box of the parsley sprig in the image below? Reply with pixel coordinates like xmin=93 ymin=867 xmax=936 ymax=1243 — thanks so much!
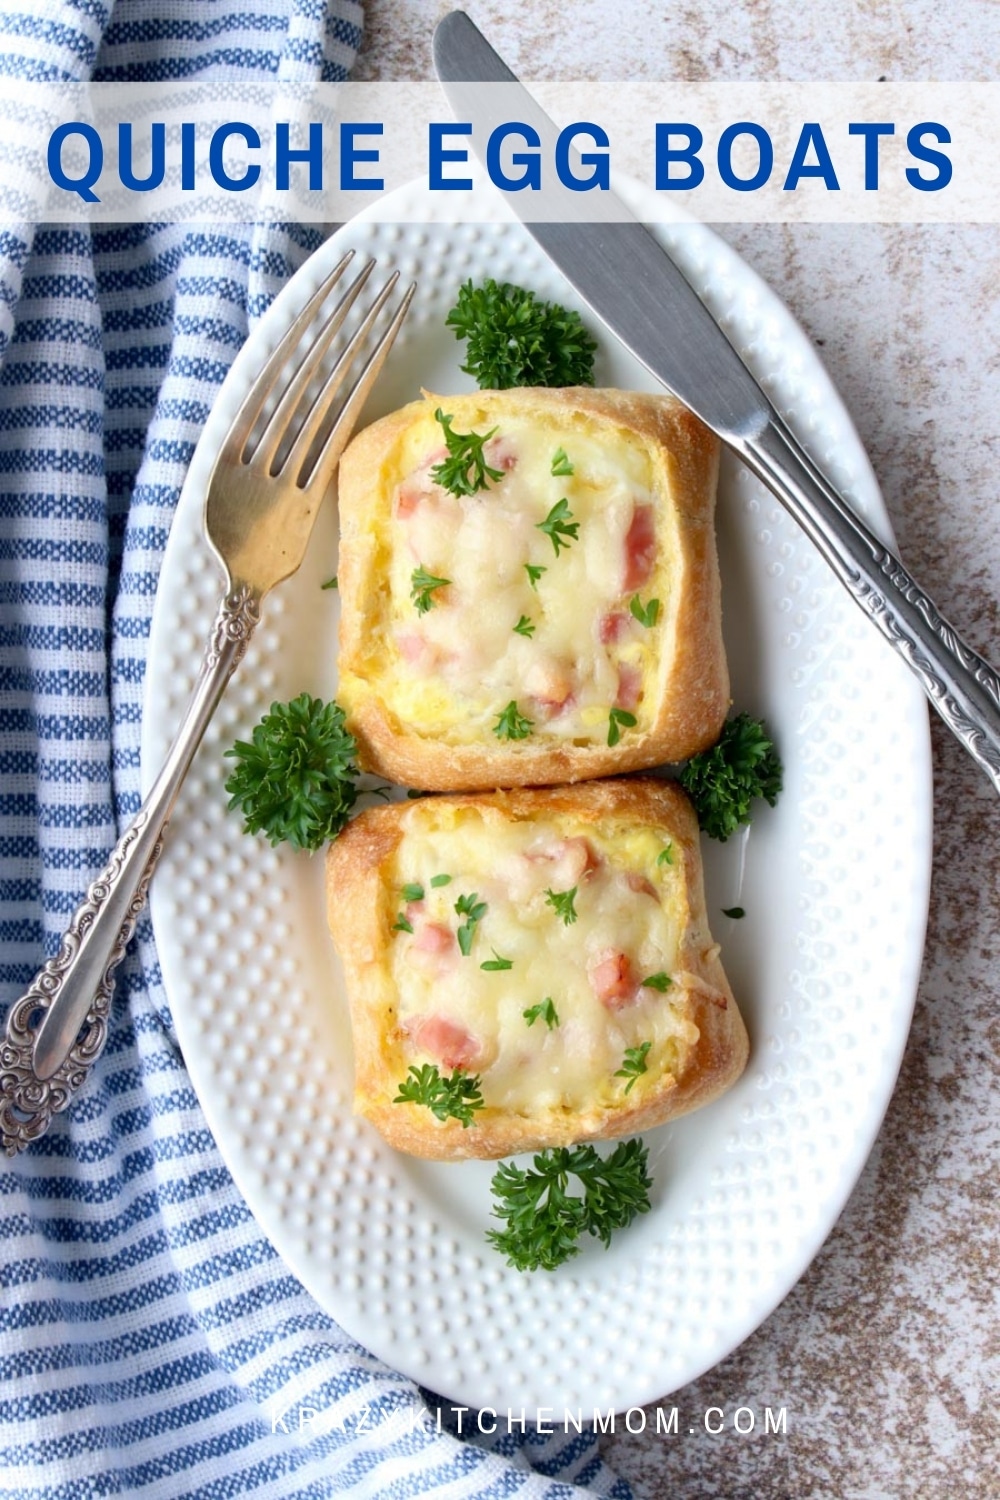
xmin=445 ymin=278 xmax=598 ymax=389
xmin=486 ymin=1140 xmax=653 ymax=1271
xmin=629 ymin=594 xmax=660 ymax=629
xmin=493 ymin=701 xmax=534 ymax=741
xmin=454 ymin=892 xmax=487 ymax=955
xmin=615 ymin=1042 xmax=652 ymax=1094
xmin=480 ymin=950 xmax=513 ymax=972
xmin=537 ymin=498 xmax=579 ymax=556
xmin=223 ymin=693 xmax=358 ymax=851
xmin=544 ymin=886 xmax=578 ymax=925
xmin=678 ymin=712 xmax=783 ymax=841
xmin=430 ymin=408 xmax=505 ymax=497
xmin=410 ymin=566 xmax=450 ymax=614
xmin=393 ymin=1064 xmax=485 ymax=1127
xmin=607 ymin=707 xmax=637 ymax=747
xmin=523 ymin=998 xmax=559 ymax=1029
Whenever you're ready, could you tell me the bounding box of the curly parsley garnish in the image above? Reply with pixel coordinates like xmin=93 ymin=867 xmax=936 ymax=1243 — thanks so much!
xmin=430 ymin=408 xmax=505 ymax=497
xmin=486 ymin=1140 xmax=653 ymax=1271
xmin=523 ymin=998 xmax=559 ymax=1029
xmin=480 ymin=950 xmax=513 ymax=972
xmin=454 ymin=891 xmax=487 ymax=955
xmin=410 ymin=565 xmax=450 ymax=614
xmin=445 ymin=278 xmax=597 ymax=390
xmin=615 ymin=1042 xmax=652 ymax=1095
xmin=493 ymin=701 xmax=534 ymax=741
xmin=678 ymin=712 xmax=783 ymax=841
xmin=393 ymin=1064 xmax=485 ymax=1127
xmin=524 ymin=563 xmax=547 ymax=590
xmin=223 ymin=693 xmax=359 ymax=851
xmin=629 ymin=594 xmax=659 ymax=628
xmin=640 ymin=972 xmax=671 ymax=992
xmin=536 ymin=498 xmax=579 ymax=556
xmin=656 ymin=844 xmax=674 ymax=867
xmin=513 ymin=614 xmax=535 ymax=638
xmin=551 ymin=447 xmax=574 ymax=476
xmin=607 ymin=707 xmax=637 ymax=747
xmin=544 ymin=886 xmax=578 ymax=925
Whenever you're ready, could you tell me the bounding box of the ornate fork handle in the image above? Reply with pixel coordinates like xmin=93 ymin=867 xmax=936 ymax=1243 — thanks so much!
xmin=0 ymin=584 xmax=260 ymax=1155
xmin=744 ymin=415 xmax=1000 ymax=793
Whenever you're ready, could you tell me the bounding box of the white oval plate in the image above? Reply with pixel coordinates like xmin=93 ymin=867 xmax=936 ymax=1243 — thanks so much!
xmin=143 ymin=181 xmax=932 ymax=1413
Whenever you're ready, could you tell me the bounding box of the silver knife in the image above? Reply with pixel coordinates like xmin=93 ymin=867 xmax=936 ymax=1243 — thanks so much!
xmin=434 ymin=9 xmax=1000 ymax=793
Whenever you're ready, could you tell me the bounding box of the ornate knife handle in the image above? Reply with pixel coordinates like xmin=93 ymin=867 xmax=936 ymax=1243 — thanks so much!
xmin=744 ymin=415 xmax=1000 ymax=794
xmin=0 ymin=584 xmax=260 ymax=1155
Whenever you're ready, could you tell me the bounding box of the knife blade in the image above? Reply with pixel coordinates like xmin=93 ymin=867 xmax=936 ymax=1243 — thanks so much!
xmin=433 ymin=8 xmax=1000 ymax=794
xmin=433 ymin=11 xmax=769 ymax=444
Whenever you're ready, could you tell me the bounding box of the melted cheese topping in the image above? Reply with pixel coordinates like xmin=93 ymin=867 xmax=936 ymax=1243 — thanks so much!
xmin=349 ymin=400 xmax=673 ymax=748
xmin=383 ymin=801 xmax=701 ymax=1115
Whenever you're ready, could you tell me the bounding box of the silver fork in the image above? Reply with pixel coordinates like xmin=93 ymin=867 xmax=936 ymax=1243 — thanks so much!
xmin=0 ymin=252 xmax=415 ymax=1155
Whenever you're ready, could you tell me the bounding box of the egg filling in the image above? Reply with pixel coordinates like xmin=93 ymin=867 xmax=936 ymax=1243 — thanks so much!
xmin=341 ymin=399 xmax=676 ymax=749
xmin=382 ymin=800 xmax=701 ymax=1116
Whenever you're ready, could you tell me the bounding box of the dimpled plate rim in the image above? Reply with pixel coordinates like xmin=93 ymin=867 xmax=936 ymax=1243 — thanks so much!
xmin=142 ymin=179 xmax=932 ymax=1413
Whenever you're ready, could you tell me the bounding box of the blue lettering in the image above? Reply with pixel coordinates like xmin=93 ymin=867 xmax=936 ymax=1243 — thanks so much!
xmin=487 ymin=121 xmax=540 ymax=191
xmin=209 ymin=122 xmax=260 ymax=192
xmin=905 ymin=122 xmax=952 ymax=190
xmin=555 ymin=122 xmax=609 ymax=191
xmin=47 ymin=122 xmax=102 ymax=203
xmin=428 ymin=122 xmax=472 ymax=190
xmin=340 ymin=122 xmax=383 ymax=191
xmin=118 ymin=123 xmax=165 ymax=192
xmin=654 ymin=123 xmax=705 ymax=189
xmin=783 ymin=122 xmax=840 ymax=190
xmin=717 ymin=122 xmax=773 ymax=191
xmin=848 ymin=122 xmax=894 ymax=190
xmin=276 ymin=122 xmax=323 ymax=191
xmin=181 ymin=121 xmax=196 ymax=191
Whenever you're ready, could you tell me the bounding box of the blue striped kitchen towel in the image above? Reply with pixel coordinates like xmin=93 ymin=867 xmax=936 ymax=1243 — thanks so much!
xmin=0 ymin=2 xmax=634 ymax=1495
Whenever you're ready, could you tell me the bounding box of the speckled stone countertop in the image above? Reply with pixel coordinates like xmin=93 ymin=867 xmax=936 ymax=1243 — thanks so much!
xmin=357 ymin=3 xmax=1000 ymax=1495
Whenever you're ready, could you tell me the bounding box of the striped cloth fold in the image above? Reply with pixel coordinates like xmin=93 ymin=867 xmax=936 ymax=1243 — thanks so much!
xmin=0 ymin=3 xmax=634 ymax=1495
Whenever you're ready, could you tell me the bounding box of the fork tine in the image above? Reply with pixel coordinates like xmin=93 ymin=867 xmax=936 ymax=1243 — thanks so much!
xmin=273 ymin=269 xmax=401 ymax=485
xmin=218 ymin=249 xmax=359 ymax=461
xmin=250 ymin=256 xmax=380 ymax=474
xmin=289 ymin=277 xmax=416 ymax=490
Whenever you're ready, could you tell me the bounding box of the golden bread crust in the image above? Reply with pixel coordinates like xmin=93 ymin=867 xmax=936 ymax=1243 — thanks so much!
xmin=326 ymin=778 xmax=748 ymax=1159
xmin=336 ymin=388 xmax=728 ymax=789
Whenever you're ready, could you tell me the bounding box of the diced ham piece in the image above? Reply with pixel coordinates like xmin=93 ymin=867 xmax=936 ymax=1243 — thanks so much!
xmin=598 ymin=611 xmax=631 ymax=645
xmin=396 ymin=630 xmax=427 ymax=664
xmin=407 ymin=1014 xmax=481 ymax=1071
xmin=588 ymin=950 xmax=638 ymax=1010
xmin=615 ymin=662 xmax=643 ymax=712
xmin=524 ymin=658 xmax=575 ymax=717
xmin=625 ymin=872 xmax=659 ymax=900
xmin=622 ymin=503 xmax=656 ymax=591
xmin=395 ymin=483 xmax=423 ymax=520
xmin=407 ymin=919 xmax=458 ymax=979
xmin=555 ymin=836 xmax=600 ymax=885
xmin=525 ymin=835 xmax=599 ymax=888
xmin=484 ymin=434 xmax=518 ymax=473
xmin=413 ymin=921 xmax=453 ymax=955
